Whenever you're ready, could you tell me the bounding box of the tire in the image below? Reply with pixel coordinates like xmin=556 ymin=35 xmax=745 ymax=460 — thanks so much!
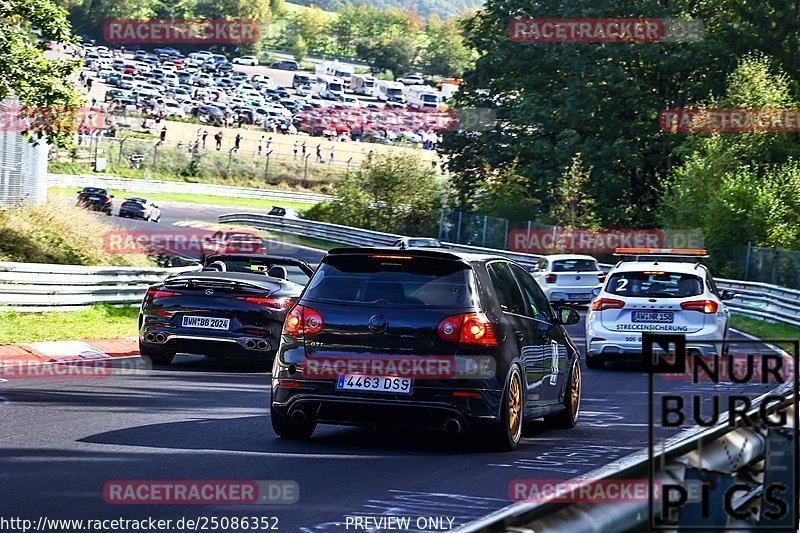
xmin=139 ymin=342 xmax=175 ymax=365
xmin=476 ymin=365 xmax=524 ymax=452
xmin=544 ymin=359 xmax=582 ymax=429
xmin=271 ymin=404 xmax=316 ymax=439
xmin=586 ymin=353 xmax=605 ymax=370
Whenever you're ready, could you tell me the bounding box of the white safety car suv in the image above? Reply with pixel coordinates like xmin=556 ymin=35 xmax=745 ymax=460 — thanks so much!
xmin=529 ymin=254 xmax=605 ymax=305
xmin=584 ymin=249 xmax=735 ymax=369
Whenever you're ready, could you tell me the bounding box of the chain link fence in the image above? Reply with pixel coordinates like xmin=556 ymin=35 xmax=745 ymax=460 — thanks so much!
xmin=51 ymin=133 xmax=354 ymax=187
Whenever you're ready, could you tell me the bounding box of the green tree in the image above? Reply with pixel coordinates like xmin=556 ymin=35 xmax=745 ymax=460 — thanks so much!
xmin=421 ymin=16 xmax=472 ymax=77
xmin=549 ymin=154 xmax=599 ymax=230
xmin=305 ymin=153 xmax=443 ymax=234
xmin=1 ymin=0 xmax=81 ymax=146
xmin=357 ymin=35 xmax=418 ymax=77
xmin=662 ymin=53 xmax=800 ymax=266
xmin=290 ymin=34 xmax=308 ymax=63
xmin=472 ymin=160 xmax=540 ymax=221
xmin=279 ymin=7 xmax=328 ymax=52
xmin=439 ymin=0 xmax=800 ymax=229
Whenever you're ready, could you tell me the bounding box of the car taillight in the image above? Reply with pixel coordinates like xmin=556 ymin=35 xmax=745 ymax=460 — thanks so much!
xmin=145 ymin=287 xmax=181 ymax=300
xmin=104 ymin=196 xmax=111 ymax=202
xmin=545 ymin=274 xmax=557 ymax=283
xmin=282 ymin=304 xmax=323 ymax=336
xmin=598 ymin=273 xmax=606 ymax=282
xmin=236 ymin=296 xmax=294 ymax=309
xmin=591 ymin=298 xmax=625 ymax=311
xmin=437 ymin=313 xmax=498 ymax=346
xmin=681 ymin=299 xmax=718 ymax=314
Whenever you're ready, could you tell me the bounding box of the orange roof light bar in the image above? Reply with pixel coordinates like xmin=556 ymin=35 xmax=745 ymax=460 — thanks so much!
xmin=614 ymin=248 xmax=708 ymax=256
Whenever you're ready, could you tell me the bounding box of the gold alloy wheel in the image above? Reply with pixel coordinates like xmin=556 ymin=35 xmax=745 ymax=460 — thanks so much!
xmin=508 ymin=371 xmax=522 ymax=439
xmin=571 ymin=362 xmax=581 ymax=416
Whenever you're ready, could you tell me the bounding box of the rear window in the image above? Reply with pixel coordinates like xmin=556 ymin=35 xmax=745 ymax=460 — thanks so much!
xmin=304 ymin=255 xmax=474 ymax=308
xmin=408 ymin=239 xmax=442 ymax=248
xmin=81 ymin=188 xmax=107 ymax=195
xmin=606 ymin=271 xmax=704 ymax=298
xmin=552 ymin=259 xmax=598 ymax=272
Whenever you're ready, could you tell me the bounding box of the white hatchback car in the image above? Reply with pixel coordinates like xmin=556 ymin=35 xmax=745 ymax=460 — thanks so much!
xmin=584 ymin=249 xmax=735 ymax=369
xmin=529 ymin=254 xmax=605 ymax=305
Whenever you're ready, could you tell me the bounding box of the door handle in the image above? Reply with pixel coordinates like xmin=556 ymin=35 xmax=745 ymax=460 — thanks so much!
xmin=515 ymin=330 xmax=525 ymax=342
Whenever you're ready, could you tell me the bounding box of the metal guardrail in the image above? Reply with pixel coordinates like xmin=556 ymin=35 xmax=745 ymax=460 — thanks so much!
xmin=462 ymin=384 xmax=796 ymax=532
xmin=219 ymin=213 xmax=800 ymax=328
xmin=0 ymin=262 xmax=200 ymax=311
xmin=48 ymin=174 xmax=335 ymax=205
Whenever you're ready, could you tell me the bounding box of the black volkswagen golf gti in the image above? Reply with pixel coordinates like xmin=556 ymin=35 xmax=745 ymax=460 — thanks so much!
xmin=270 ymin=248 xmax=582 ymax=451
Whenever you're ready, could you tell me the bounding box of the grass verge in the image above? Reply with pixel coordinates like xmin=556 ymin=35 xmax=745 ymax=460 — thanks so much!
xmin=49 ymin=187 xmax=315 ymax=214
xmin=730 ymin=314 xmax=800 ymax=351
xmin=0 ymin=201 xmax=151 ymax=266
xmin=0 ymin=304 xmax=139 ymax=344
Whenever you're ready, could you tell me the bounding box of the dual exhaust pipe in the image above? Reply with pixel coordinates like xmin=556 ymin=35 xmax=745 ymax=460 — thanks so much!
xmin=244 ymin=339 xmax=269 ymax=351
xmin=144 ymin=332 xmax=268 ymax=351
xmin=145 ymin=332 xmax=167 ymax=344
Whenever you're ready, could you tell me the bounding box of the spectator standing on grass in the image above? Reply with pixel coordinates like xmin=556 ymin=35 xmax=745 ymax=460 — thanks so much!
xmin=196 ymin=128 xmax=202 ymax=143
xmin=329 ymin=146 xmax=335 ymax=164
xmin=202 ymin=129 xmax=208 ymax=149
xmin=258 ymin=136 xmax=264 ymax=155
xmin=215 ymin=131 xmax=223 ymax=150
xmin=267 ymin=136 xmax=272 ymax=152
xmin=160 ymin=126 xmax=167 ymax=143
xmin=316 ymin=144 xmax=322 ymax=163
xmin=234 ymin=133 xmax=242 ymax=151
xmin=293 ymin=141 xmax=298 ymax=159
xmin=301 ymin=141 xmax=307 ymax=158
xmin=87 ymin=77 xmax=93 ymax=90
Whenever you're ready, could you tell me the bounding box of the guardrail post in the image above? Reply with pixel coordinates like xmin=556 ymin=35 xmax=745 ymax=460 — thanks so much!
xmin=347 ymin=157 xmax=353 ymax=171
xmin=264 ymin=150 xmax=273 ymax=182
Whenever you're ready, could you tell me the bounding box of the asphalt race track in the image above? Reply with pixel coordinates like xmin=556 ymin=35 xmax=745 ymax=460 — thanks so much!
xmin=0 ymin=202 xmax=787 ymax=531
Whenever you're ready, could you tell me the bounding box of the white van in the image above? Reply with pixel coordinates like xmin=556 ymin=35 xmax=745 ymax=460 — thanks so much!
xmin=313 ymin=75 xmax=345 ymax=100
xmin=375 ymin=80 xmax=406 ymax=103
xmin=350 ymin=74 xmax=376 ymax=96
xmin=407 ymin=85 xmax=440 ymax=110
xmin=315 ymin=61 xmax=355 ymax=80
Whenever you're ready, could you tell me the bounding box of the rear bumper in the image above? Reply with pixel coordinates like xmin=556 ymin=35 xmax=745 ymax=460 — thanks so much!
xmin=119 ymin=209 xmax=146 ymax=218
xmin=140 ymin=327 xmax=276 ymax=359
xmin=271 ymin=381 xmax=503 ymax=432
xmin=585 ymin=326 xmax=723 ymax=359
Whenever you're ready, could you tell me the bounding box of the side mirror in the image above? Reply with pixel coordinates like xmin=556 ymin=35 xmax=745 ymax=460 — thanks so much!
xmin=591 ymin=287 xmax=602 ymax=297
xmin=556 ymin=307 xmax=581 ymax=326
xmin=721 ymin=289 xmax=737 ymax=301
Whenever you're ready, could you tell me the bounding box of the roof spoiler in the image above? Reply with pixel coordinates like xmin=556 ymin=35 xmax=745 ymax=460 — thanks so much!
xmin=325 ymin=247 xmax=465 ymax=261
xmin=613 ymin=247 xmax=709 ymax=259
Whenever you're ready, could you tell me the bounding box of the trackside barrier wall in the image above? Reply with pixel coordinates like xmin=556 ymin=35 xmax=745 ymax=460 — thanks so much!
xmin=0 ymin=262 xmax=200 ymax=311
